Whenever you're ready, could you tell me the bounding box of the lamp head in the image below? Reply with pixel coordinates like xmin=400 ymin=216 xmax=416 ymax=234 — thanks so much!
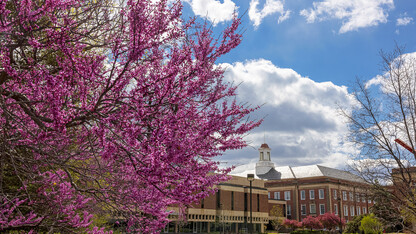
xmin=247 ymin=173 xmax=255 ymax=181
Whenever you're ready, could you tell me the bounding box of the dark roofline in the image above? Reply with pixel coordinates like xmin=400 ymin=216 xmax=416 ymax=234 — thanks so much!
xmin=264 ymin=176 xmax=369 ymax=187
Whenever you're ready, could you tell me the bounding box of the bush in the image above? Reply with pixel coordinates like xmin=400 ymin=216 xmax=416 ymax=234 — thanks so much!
xmin=318 ymin=212 xmax=346 ymax=231
xmin=291 ymin=230 xmax=324 ymax=234
xmin=345 ymin=214 xmax=365 ymax=233
xmin=283 ymin=219 xmax=302 ymax=230
xmin=302 ymin=216 xmax=323 ymax=230
xmin=360 ymin=214 xmax=383 ymax=234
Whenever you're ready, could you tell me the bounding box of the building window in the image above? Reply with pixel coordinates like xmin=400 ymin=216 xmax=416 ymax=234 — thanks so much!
xmin=319 ymin=189 xmax=324 ymax=199
xmin=267 ymin=152 xmax=270 ymax=160
xmin=356 ymin=193 xmax=360 ymax=202
xmin=349 ymin=192 xmax=354 ymax=201
xmin=319 ymin=204 xmax=325 ymax=215
xmin=231 ymin=191 xmax=234 ymax=210
xmin=274 ymin=192 xmax=280 ymax=200
xmin=287 ymin=205 xmax=291 ymax=216
xmin=301 ymin=190 xmax=306 ymax=200
xmin=310 ymin=204 xmax=316 ymax=214
xmin=201 ymin=199 xmax=204 ymax=209
xmin=342 ymin=191 xmax=347 ymax=201
xmin=310 ymin=190 xmax=315 ymax=200
xmin=363 ymin=207 xmax=367 ymax=214
xmin=333 ymin=190 xmax=337 ymax=200
xmin=350 ymin=206 xmax=355 ymax=216
xmin=285 ymin=191 xmax=291 ymax=201
xmin=368 ymin=198 xmax=371 ymax=203
xmin=257 ymin=194 xmax=260 ymax=212
xmin=260 ymin=152 xmax=264 ymax=160
xmin=357 ymin=206 xmax=361 ymax=216
xmin=301 ymin=204 xmax=307 ymax=215
xmin=244 ymin=193 xmax=248 ymax=211
xmin=216 ymin=190 xmax=221 ymax=208
xmin=334 ymin=204 xmax=338 ymax=215
xmin=268 ymin=192 xmax=270 ymax=199
xmin=344 ymin=205 xmax=348 ymax=216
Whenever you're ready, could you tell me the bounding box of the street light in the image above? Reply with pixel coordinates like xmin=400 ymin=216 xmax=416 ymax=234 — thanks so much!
xmin=247 ymin=174 xmax=255 ymax=234
xmin=337 ymin=197 xmax=343 ymax=234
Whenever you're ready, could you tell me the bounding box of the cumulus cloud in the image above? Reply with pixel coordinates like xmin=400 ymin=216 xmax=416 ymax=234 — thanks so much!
xmin=397 ymin=16 xmax=413 ymax=26
xmin=184 ymin=0 xmax=237 ymax=26
xmin=249 ymin=0 xmax=291 ymax=28
xmin=300 ymin=0 xmax=394 ymax=33
xmin=366 ymin=52 xmax=416 ymax=92
xmin=220 ymin=59 xmax=356 ymax=168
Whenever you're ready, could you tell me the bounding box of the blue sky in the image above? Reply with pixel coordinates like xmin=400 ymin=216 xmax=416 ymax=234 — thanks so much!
xmin=181 ymin=0 xmax=416 ymax=169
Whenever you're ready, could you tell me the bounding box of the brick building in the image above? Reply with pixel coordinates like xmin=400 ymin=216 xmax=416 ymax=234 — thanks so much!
xmin=232 ymin=143 xmax=374 ymax=223
xmin=165 ymin=143 xmax=373 ymax=233
xmin=165 ymin=175 xmax=279 ymax=233
xmin=265 ymin=166 xmax=374 ymax=222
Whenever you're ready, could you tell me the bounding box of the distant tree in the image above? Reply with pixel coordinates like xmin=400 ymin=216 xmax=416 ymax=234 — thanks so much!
xmin=302 ymin=216 xmax=323 ymax=230
xmin=0 ymin=0 xmax=260 ymax=232
xmin=345 ymin=214 xmax=365 ymax=233
xmin=342 ymin=45 xmax=416 ymax=232
xmin=269 ymin=205 xmax=285 ymax=231
xmin=360 ymin=214 xmax=383 ymax=234
xmin=318 ymin=212 xmax=346 ymax=231
xmin=370 ymin=184 xmax=404 ymax=232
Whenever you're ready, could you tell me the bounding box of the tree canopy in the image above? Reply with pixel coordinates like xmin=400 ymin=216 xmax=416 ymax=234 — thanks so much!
xmin=0 ymin=0 xmax=260 ymax=232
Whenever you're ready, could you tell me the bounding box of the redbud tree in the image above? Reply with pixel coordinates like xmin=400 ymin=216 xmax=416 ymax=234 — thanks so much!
xmin=0 ymin=0 xmax=260 ymax=232
xmin=301 ymin=216 xmax=323 ymax=230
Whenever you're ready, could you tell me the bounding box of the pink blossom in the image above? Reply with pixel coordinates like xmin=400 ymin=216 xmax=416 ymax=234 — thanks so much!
xmin=0 ymin=0 xmax=260 ymax=233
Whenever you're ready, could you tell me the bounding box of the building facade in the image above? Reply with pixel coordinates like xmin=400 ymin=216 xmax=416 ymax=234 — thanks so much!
xmin=165 ymin=143 xmax=373 ymax=233
xmin=266 ymin=172 xmax=374 ymax=222
xmin=232 ymin=143 xmax=374 ymax=223
xmin=166 ymin=176 xmax=275 ymax=233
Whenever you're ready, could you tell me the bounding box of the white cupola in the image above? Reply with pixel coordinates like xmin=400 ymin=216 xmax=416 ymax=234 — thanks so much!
xmin=255 ymin=143 xmax=275 ymax=175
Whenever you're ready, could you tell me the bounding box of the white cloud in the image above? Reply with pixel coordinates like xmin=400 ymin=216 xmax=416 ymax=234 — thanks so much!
xmin=221 ymin=59 xmax=357 ymax=168
xmin=300 ymin=0 xmax=394 ymax=33
xmin=366 ymin=52 xmax=416 ymax=92
xmin=397 ymin=16 xmax=413 ymax=26
xmin=365 ymin=75 xmax=384 ymax=89
xmin=184 ymin=0 xmax=237 ymax=26
xmin=249 ymin=0 xmax=291 ymax=28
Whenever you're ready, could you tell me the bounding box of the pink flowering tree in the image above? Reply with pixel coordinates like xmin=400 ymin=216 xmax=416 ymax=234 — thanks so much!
xmin=282 ymin=219 xmax=302 ymax=230
xmin=318 ymin=212 xmax=346 ymax=231
xmin=0 ymin=0 xmax=260 ymax=233
xmin=302 ymin=215 xmax=323 ymax=230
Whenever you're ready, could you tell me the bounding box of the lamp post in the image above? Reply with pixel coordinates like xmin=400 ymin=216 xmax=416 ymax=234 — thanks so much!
xmin=247 ymin=174 xmax=255 ymax=234
xmin=337 ymin=197 xmax=342 ymax=234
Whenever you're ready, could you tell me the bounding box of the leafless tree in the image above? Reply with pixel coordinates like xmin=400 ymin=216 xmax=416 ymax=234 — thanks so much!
xmin=342 ymin=45 xmax=416 ymax=232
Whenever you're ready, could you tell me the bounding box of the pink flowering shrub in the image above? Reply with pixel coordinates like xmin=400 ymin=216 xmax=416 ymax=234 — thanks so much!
xmin=0 ymin=0 xmax=260 ymax=233
xmin=283 ymin=219 xmax=302 ymax=230
xmin=318 ymin=212 xmax=346 ymax=230
xmin=302 ymin=216 xmax=323 ymax=230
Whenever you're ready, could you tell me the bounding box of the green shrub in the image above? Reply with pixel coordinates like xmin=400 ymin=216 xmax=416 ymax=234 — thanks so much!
xmin=359 ymin=214 xmax=383 ymax=234
xmin=345 ymin=214 xmax=365 ymax=233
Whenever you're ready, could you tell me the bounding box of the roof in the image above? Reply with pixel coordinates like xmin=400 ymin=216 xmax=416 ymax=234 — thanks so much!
xmin=230 ymin=163 xmax=365 ymax=183
xmin=257 ymin=168 xmax=281 ymax=180
xmin=259 ymin=143 xmax=270 ymax=149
